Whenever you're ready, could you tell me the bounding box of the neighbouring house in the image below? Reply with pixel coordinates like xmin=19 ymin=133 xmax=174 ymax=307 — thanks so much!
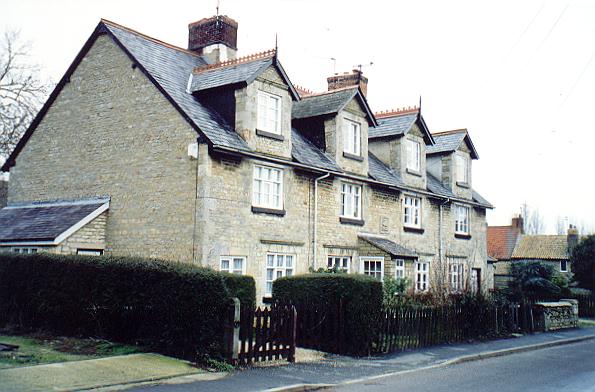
xmin=488 ymin=216 xmax=524 ymax=289
xmin=0 ymin=14 xmax=493 ymax=302
xmin=511 ymin=226 xmax=579 ymax=277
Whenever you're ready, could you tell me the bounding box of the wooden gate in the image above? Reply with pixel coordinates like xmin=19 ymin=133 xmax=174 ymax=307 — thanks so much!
xmin=225 ymin=301 xmax=297 ymax=365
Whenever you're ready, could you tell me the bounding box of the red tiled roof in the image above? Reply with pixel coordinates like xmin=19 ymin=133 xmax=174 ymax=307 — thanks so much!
xmin=487 ymin=226 xmax=522 ymax=260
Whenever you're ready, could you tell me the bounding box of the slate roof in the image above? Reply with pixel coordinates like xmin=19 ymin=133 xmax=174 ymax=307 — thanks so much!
xmin=512 ymin=235 xmax=570 ymax=260
xmin=103 ymin=20 xmax=251 ymax=151
xmin=426 ymin=172 xmax=455 ymax=198
xmin=291 ymin=129 xmax=341 ymax=172
xmin=359 ymin=234 xmax=417 ymax=257
xmin=0 ymin=198 xmax=109 ymax=243
xmin=369 ymin=113 xmax=417 ymax=139
xmin=292 ymin=88 xmax=358 ymax=119
xmin=472 ymin=190 xmax=492 ymax=207
xmin=487 ymin=226 xmax=522 ymax=260
xmin=190 ymin=56 xmax=273 ymax=92
xmin=427 ymin=129 xmax=478 ymax=159
xmin=368 ymin=153 xmax=405 ymax=187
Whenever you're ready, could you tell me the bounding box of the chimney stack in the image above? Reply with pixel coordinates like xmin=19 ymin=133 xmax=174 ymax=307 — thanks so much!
xmin=511 ymin=215 xmax=524 ymax=234
xmin=327 ymin=69 xmax=368 ymax=97
xmin=567 ymin=225 xmax=579 ymax=252
xmin=188 ymin=15 xmax=238 ymax=63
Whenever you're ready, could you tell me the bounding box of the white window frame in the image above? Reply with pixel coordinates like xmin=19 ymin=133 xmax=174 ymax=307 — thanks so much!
xmin=455 ymin=153 xmax=469 ymax=183
xmin=415 ymin=261 xmax=430 ymax=292
xmin=340 ymin=182 xmax=362 ymax=220
xmin=257 ymin=90 xmax=282 ymax=134
xmin=360 ymin=257 xmax=384 ymax=281
xmin=220 ymin=256 xmax=247 ymax=275
xmin=12 ymin=247 xmax=38 ymax=254
xmin=406 ymin=139 xmax=421 ymax=172
xmin=77 ymin=249 xmax=103 ymax=256
xmin=455 ymin=204 xmax=470 ymax=235
xmin=560 ymin=260 xmax=568 ymax=272
xmin=449 ymin=262 xmax=465 ymax=292
xmin=394 ymin=259 xmax=405 ymax=279
xmin=327 ymin=256 xmax=351 ymax=273
xmin=265 ymin=253 xmax=295 ymax=296
xmin=343 ymin=119 xmax=361 ymax=156
xmin=403 ymin=196 xmax=421 ymax=228
xmin=252 ymin=165 xmax=283 ymax=210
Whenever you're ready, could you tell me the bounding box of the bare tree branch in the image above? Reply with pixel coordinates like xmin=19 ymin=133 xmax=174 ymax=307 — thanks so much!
xmin=0 ymin=30 xmax=50 ymax=159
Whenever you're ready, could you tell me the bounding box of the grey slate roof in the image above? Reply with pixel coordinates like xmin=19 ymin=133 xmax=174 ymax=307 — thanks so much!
xmin=426 ymin=172 xmax=455 ymax=198
xmin=472 ymin=189 xmax=493 ymax=208
xmin=291 ymin=129 xmax=342 ymax=172
xmin=0 ymin=198 xmax=109 ymax=243
xmin=104 ymin=21 xmax=251 ymax=151
xmin=292 ymin=88 xmax=359 ymax=119
xmin=368 ymin=153 xmax=405 ymax=187
xmin=426 ymin=131 xmax=466 ymax=155
xmin=359 ymin=234 xmax=417 ymax=257
xmin=190 ymin=57 xmax=273 ymax=92
xmin=369 ymin=113 xmax=417 ymax=139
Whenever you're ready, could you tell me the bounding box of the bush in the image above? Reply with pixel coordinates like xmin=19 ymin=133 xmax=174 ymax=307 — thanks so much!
xmin=571 ymin=235 xmax=595 ymax=290
xmin=382 ymin=276 xmax=410 ymax=307
xmin=0 ymin=253 xmax=255 ymax=361
xmin=510 ymin=261 xmax=560 ymax=299
xmin=272 ymin=273 xmax=383 ymax=355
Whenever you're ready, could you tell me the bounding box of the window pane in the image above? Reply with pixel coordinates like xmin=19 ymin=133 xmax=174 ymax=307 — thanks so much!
xmin=267 ymin=269 xmax=274 ymax=280
xmin=267 ymin=255 xmax=274 ymax=267
xmin=285 ymin=255 xmax=293 ymax=267
xmin=221 ymin=259 xmax=230 ymax=270
xmin=233 ymin=258 xmax=243 ymax=271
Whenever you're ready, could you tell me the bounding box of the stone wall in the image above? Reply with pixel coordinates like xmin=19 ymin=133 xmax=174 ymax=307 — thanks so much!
xmin=533 ymin=301 xmax=578 ymax=331
xmin=7 ymin=35 xmax=199 ymax=262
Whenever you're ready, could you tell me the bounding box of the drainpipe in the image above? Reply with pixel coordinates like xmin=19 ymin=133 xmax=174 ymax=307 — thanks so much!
xmin=313 ymin=172 xmax=331 ymax=270
xmin=439 ymin=198 xmax=450 ymax=291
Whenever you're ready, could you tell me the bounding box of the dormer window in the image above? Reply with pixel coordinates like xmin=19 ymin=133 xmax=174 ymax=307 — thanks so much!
xmin=456 ymin=153 xmax=469 ymax=183
xmin=257 ymin=91 xmax=281 ymax=134
xmin=343 ymin=119 xmax=361 ymax=156
xmin=406 ymin=139 xmax=421 ymax=172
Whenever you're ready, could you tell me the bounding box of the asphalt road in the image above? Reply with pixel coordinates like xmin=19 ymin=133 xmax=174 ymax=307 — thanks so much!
xmin=334 ymin=339 xmax=595 ymax=392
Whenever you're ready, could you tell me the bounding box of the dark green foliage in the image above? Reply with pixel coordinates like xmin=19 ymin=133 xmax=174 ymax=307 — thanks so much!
xmin=382 ymin=276 xmax=410 ymax=307
xmin=221 ymin=273 xmax=256 ymax=308
xmin=272 ymin=273 xmax=383 ymax=355
xmin=571 ymin=235 xmax=595 ymax=290
xmin=510 ymin=261 xmax=561 ymax=299
xmin=0 ymin=253 xmax=255 ymax=361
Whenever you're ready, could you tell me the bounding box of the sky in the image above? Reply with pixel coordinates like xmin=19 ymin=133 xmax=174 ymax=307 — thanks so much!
xmin=2 ymin=0 xmax=594 ymax=233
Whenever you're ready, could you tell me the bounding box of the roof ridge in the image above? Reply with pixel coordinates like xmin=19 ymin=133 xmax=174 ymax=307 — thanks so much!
xmin=193 ymin=49 xmax=276 ymax=73
xmin=293 ymin=84 xmax=315 ymax=96
xmin=300 ymin=85 xmax=359 ymax=98
xmin=100 ymin=18 xmax=204 ymax=58
xmin=375 ymin=106 xmax=419 ymax=118
xmin=432 ymin=128 xmax=468 ymax=136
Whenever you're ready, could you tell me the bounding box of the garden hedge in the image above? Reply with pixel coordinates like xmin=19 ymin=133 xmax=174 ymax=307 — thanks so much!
xmin=0 ymin=253 xmax=255 ymax=361
xmin=272 ymin=273 xmax=383 ymax=355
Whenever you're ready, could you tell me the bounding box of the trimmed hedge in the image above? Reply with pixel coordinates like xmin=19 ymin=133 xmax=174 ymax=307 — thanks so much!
xmin=272 ymin=273 xmax=383 ymax=355
xmin=0 ymin=253 xmax=255 ymax=360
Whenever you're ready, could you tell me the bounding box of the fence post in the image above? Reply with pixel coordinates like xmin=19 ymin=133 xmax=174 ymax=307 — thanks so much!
xmin=226 ymin=297 xmax=241 ymax=364
xmin=288 ymin=306 xmax=297 ymax=363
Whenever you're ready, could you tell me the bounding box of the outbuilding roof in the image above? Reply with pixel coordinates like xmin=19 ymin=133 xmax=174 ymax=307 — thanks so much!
xmin=358 ymin=234 xmax=417 ymax=258
xmin=0 ymin=197 xmax=109 ymax=244
xmin=487 ymin=226 xmax=522 ymax=260
xmin=511 ymin=235 xmax=570 ymax=260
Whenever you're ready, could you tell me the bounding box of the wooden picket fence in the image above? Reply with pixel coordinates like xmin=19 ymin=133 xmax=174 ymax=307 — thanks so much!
xmin=224 ymin=302 xmax=297 ymax=365
xmin=374 ymin=303 xmax=523 ymax=353
xmin=574 ymin=294 xmax=595 ymax=317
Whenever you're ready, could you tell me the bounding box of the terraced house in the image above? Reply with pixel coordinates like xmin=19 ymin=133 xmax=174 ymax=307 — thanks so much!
xmin=0 ymin=14 xmax=494 ymax=301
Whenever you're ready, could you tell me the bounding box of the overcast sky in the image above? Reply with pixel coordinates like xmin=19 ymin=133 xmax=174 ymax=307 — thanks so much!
xmin=2 ymin=0 xmax=594 ymax=233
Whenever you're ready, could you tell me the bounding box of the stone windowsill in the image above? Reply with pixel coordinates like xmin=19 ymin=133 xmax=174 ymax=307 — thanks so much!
xmin=256 ymin=129 xmax=284 ymax=141
xmin=456 ymin=181 xmax=470 ymax=188
xmin=339 ymin=217 xmax=365 ymax=226
xmin=406 ymin=168 xmax=422 ymax=177
xmin=251 ymin=206 xmax=286 ymax=216
xmin=455 ymin=233 xmax=472 ymax=240
xmin=342 ymin=152 xmax=364 ymax=162
xmin=404 ymin=226 xmax=424 ymax=234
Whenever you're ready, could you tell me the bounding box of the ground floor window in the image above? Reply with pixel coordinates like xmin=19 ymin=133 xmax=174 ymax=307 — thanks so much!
xmin=220 ymin=256 xmax=246 ymax=274
xmin=265 ymin=253 xmax=294 ymax=296
xmin=449 ymin=263 xmax=464 ymax=292
xmin=77 ymin=249 xmax=103 ymax=256
xmin=560 ymin=260 xmax=568 ymax=272
xmin=415 ymin=261 xmax=430 ymax=292
xmin=12 ymin=248 xmax=38 ymax=254
xmin=327 ymin=256 xmax=351 ymax=273
xmin=361 ymin=257 xmax=384 ymax=281
xmin=394 ymin=259 xmax=405 ymax=279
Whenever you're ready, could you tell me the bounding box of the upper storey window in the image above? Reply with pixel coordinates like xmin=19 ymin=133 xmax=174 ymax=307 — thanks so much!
xmin=406 ymin=139 xmax=421 ymax=172
xmin=341 ymin=183 xmax=362 ymax=219
xmin=253 ymin=165 xmax=283 ymax=210
xmin=456 ymin=153 xmax=469 ymax=183
xmin=343 ymin=119 xmax=361 ymax=156
xmin=257 ymin=91 xmax=281 ymax=134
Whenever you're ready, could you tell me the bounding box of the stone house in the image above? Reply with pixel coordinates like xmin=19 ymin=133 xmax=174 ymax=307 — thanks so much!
xmin=0 ymin=14 xmax=493 ymax=302
xmin=488 ymin=216 xmax=524 ymax=288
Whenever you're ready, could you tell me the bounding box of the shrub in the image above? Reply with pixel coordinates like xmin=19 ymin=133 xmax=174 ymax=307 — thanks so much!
xmin=382 ymin=276 xmax=410 ymax=307
xmin=510 ymin=261 xmax=560 ymax=299
xmin=272 ymin=273 xmax=383 ymax=355
xmin=0 ymin=253 xmax=255 ymax=361
xmin=571 ymin=235 xmax=595 ymax=290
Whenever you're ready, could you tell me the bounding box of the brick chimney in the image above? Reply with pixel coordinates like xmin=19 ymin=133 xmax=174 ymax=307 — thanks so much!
xmin=567 ymin=225 xmax=579 ymax=252
xmin=327 ymin=69 xmax=368 ymax=97
xmin=511 ymin=215 xmax=524 ymax=234
xmin=188 ymin=15 xmax=238 ymax=63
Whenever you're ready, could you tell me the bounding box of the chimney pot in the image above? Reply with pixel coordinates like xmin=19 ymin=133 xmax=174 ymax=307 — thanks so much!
xmin=188 ymin=15 xmax=238 ymax=63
